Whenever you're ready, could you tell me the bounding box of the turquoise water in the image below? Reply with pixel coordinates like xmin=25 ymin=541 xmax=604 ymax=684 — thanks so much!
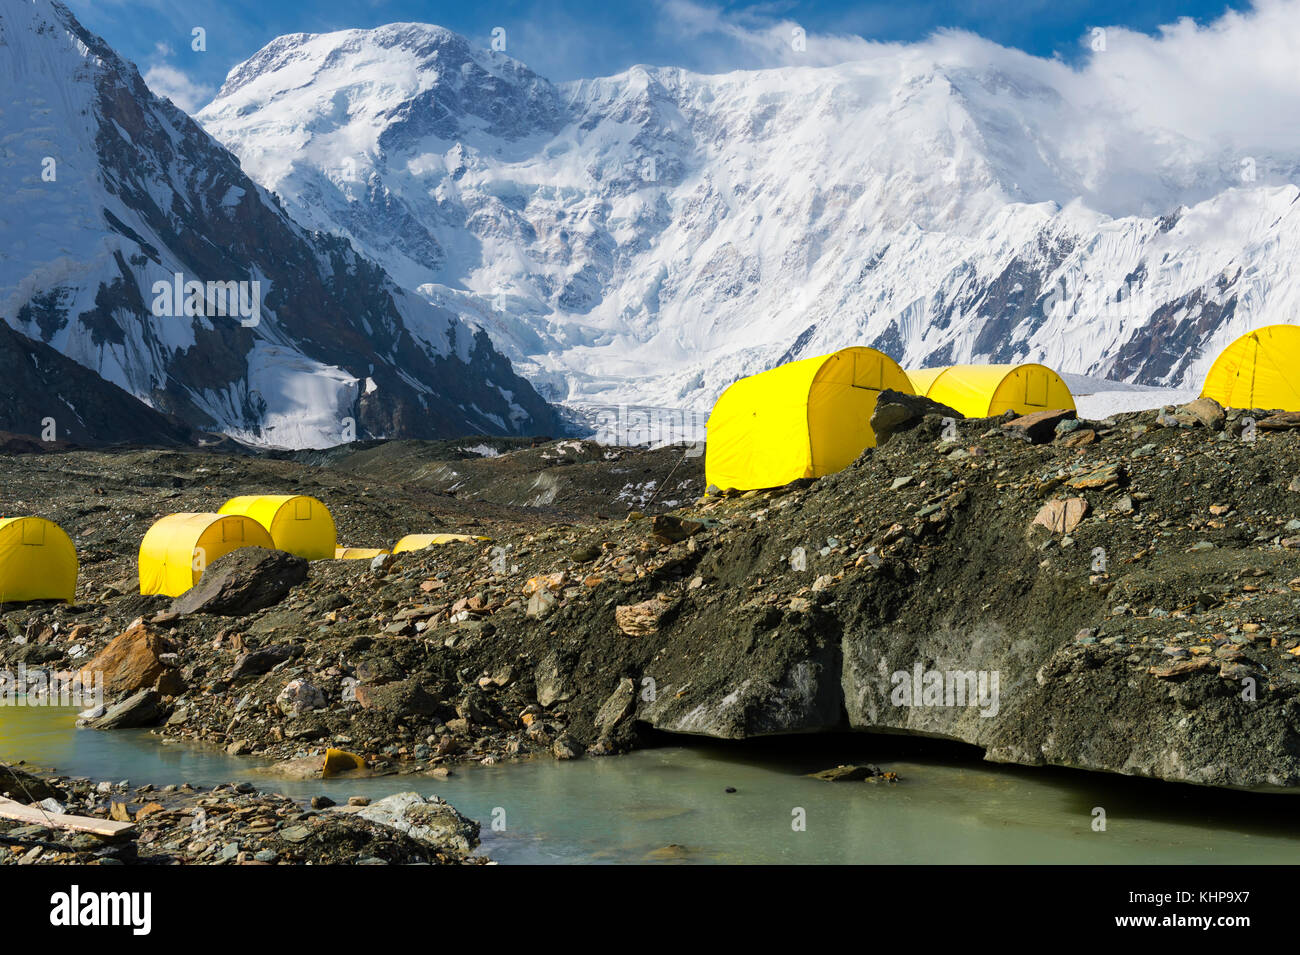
xmin=3 ymin=706 xmax=1298 ymax=864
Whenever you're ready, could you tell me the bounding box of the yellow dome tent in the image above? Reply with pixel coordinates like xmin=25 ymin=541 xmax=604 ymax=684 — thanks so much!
xmin=392 ymin=534 xmax=490 ymax=554
xmin=218 ymin=495 xmax=336 ymax=560
xmin=139 ymin=513 xmax=274 ymax=597
xmin=706 ymin=346 xmax=915 ymax=492
xmin=1200 ymin=325 xmax=1300 ymax=412
xmin=906 ymin=363 xmax=1075 ymax=418
xmin=0 ymin=517 xmax=78 ymax=604
xmin=334 ymin=547 xmax=390 ymax=560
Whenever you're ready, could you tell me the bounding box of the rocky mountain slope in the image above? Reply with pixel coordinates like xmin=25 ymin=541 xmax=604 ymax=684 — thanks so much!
xmin=198 ymin=19 xmax=1300 ymax=413
xmin=0 ymin=319 xmax=194 ymax=446
xmin=0 ymin=1 xmax=559 ymax=448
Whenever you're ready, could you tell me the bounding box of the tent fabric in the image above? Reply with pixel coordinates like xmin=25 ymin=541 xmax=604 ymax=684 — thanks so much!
xmin=218 ymin=495 xmax=336 ymax=560
xmin=392 ymin=534 xmax=490 ymax=554
xmin=905 ymin=367 xmax=947 ymax=397
xmin=139 ymin=513 xmax=274 ymax=597
xmin=334 ymin=547 xmax=390 ymax=560
xmin=907 ymin=364 xmax=1075 ymax=418
xmin=1200 ymin=325 xmax=1300 ymax=412
xmin=0 ymin=517 xmax=78 ymax=603
xmin=706 ymin=346 xmax=914 ymax=492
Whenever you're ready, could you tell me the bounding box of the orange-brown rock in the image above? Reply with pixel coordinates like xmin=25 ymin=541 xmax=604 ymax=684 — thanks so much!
xmin=79 ymin=618 xmax=183 ymax=697
xmin=615 ymin=597 xmax=673 ymax=636
xmin=1032 ymin=497 xmax=1090 ymax=535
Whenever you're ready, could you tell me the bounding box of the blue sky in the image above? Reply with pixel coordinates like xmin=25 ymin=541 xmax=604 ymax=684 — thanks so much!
xmin=64 ymin=0 xmax=1252 ymax=109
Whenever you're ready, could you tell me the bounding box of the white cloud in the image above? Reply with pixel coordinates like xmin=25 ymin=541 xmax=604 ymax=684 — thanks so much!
xmin=1077 ymin=0 xmax=1300 ymax=158
xmin=657 ymin=0 xmax=898 ymax=70
xmin=142 ymin=63 xmax=215 ymax=113
xmin=653 ymin=0 xmax=1300 ymax=207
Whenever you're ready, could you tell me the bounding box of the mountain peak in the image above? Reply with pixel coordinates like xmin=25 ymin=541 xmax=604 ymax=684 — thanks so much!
xmin=0 ymin=2 xmax=559 ymax=447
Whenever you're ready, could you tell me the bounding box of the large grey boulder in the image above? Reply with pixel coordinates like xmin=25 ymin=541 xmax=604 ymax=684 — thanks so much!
xmin=90 ymin=688 xmax=163 ymax=729
xmin=171 ymin=547 xmax=308 ymax=616
xmin=354 ymin=792 xmax=480 ymax=857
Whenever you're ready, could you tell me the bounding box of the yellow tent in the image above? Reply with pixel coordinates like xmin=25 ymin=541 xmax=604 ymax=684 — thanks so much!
xmin=1200 ymin=325 xmax=1300 ymax=412
xmin=218 ymin=495 xmax=336 ymax=560
xmin=392 ymin=534 xmax=491 ymax=554
xmin=706 ymin=346 xmax=914 ymax=491
xmin=907 ymin=364 xmax=1075 ymax=418
xmin=334 ymin=547 xmax=390 ymax=560
xmin=0 ymin=517 xmax=78 ymax=604
xmin=139 ymin=513 xmax=274 ymax=597
xmin=905 ymin=367 xmax=947 ymax=397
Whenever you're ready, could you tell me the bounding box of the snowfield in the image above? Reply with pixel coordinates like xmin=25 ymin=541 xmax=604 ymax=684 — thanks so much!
xmin=197 ymin=10 xmax=1300 ymax=421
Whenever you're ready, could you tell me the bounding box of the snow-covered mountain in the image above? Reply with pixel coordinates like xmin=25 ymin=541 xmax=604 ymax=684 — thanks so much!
xmin=197 ymin=19 xmax=1300 ymax=413
xmin=0 ymin=1 xmax=559 ymax=448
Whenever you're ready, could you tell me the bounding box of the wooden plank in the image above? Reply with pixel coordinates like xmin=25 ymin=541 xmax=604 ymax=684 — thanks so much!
xmin=0 ymin=795 xmax=135 ymax=837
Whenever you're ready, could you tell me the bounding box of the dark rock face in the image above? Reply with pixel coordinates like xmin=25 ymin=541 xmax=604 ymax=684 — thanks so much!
xmin=171 ymin=548 xmax=308 ymax=616
xmin=870 ymin=389 xmax=963 ymax=445
xmin=0 ymin=320 xmax=193 ymax=446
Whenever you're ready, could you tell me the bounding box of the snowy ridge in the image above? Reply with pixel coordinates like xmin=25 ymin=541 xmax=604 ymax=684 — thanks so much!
xmin=0 ymin=1 xmax=558 ymax=447
xmin=197 ymin=15 xmax=1300 ymax=417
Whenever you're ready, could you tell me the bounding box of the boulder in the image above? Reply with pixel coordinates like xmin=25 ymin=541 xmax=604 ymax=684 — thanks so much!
xmin=552 ymin=735 xmax=585 ymax=760
xmin=650 ymin=515 xmax=703 ymax=545
xmin=455 ymin=688 xmax=496 ymax=725
xmin=227 ymin=644 xmax=300 ymax=682
xmin=90 ymin=688 xmax=163 ymax=729
xmin=615 ymin=598 xmax=673 ymax=636
xmin=1032 ymin=498 xmax=1090 ymax=535
xmin=1002 ymin=408 xmax=1077 ymax=443
xmin=276 ymin=679 xmax=326 ymax=718
xmin=1256 ymin=411 xmax=1300 ymax=431
xmin=1057 ymin=428 xmax=1097 ymax=448
xmin=809 ymin=763 xmax=884 ymax=782
xmin=869 ymin=390 xmax=963 ymax=445
xmin=78 ymin=618 xmax=183 ymax=697
xmin=170 ymin=548 xmax=308 ymax=616
xmin=1183 ymin=397 xmax=1227 ymax=429
xmin=354 ymin=678 xmax=440 ymax=717
xmin=1065 ymin=463 xmax=1125 ymax=490
xmin=354 ymin=792 xmax=479 ymax=857
xmin=0 ymin=764 xmax=65 ymax=803
xmin=594 ymin=677 xmax=636 ymax=733
xmin=526 ymin=587 xmax=557 ymax=619
xmin=354 ymin=657 xmax=403 ymax=686
xmin=534 ymin=651 xmax=575 ymax=707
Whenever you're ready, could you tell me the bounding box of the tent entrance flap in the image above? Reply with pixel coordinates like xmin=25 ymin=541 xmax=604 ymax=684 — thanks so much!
xmin=0 ymin=517 xmax=78 ymax=603
xmin=1025 ymin=368 xmax=1048 ymax=406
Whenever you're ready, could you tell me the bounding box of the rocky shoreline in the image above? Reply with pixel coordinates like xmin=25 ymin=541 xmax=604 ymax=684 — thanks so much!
xmin=6 ymin=399 xmax=1300 ymax=797
xmin=0 ymin=762 xmax=483 ymax=865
